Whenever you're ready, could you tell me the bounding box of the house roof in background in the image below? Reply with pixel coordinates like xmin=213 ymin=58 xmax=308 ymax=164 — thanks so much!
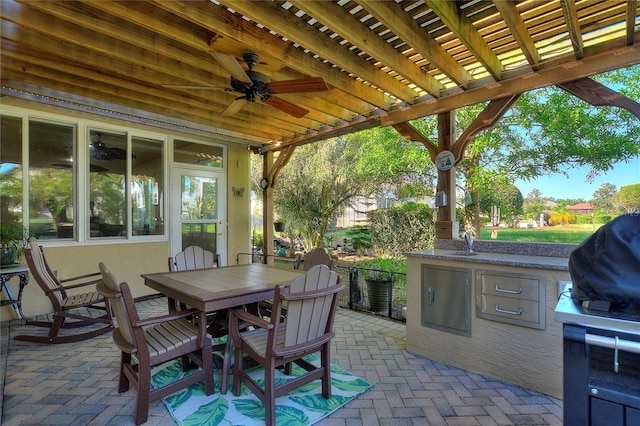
xmin=567 ymin=203 xmax=594 ymax=210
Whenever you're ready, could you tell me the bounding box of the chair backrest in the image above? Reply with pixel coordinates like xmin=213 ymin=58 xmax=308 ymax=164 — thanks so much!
xmin=24 ymin=237 xmax=66 ymax=304
xmin=296 ymin=247 xmax=334 ymax=271
xmin=276 ymin=264 xmax=343 ymax=348
xmin=98 ymin=262 xmax=137 ymax=347
xmin=169 ymin=246 xmax=218 ymax=271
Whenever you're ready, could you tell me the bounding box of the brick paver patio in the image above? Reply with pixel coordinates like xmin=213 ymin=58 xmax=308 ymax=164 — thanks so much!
xmin=1 ymin=297 xmax=562 ymax=425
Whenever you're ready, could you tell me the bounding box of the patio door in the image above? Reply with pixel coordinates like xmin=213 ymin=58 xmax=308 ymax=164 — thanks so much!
xmin=171 ymin=167 xmax=226 ymax=264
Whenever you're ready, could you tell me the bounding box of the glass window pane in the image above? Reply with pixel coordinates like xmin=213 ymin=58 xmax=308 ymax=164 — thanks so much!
xmin=89 ymin=131 xmax=127 ymax=238
xmin=131 ymin=136 xmax=163 ymax=235
xmin=173 ymin=139 xmax=223 ymax=168
xmin=29 ymin=120 xmax=75 ymax=240
xmin=1 ymin=116 xmax=23 ymax=228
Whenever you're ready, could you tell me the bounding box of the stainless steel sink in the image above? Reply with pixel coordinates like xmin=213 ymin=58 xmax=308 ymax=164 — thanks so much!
xmin=446 ymin=251 xmax=478 ymax=256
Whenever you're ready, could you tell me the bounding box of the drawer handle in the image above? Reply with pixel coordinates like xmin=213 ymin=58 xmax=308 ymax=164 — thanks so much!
xmin=494 ymin=284 xmax=523 ymax=294
xmin=494 ymin=304 xmax=523 ymax=316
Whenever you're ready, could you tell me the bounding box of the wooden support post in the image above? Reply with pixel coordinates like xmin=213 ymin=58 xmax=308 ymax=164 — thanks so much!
xmin=435 ymin=111 xmax=458 ymax=239
xmin=262 ymin=152 xmax=275 ymax=265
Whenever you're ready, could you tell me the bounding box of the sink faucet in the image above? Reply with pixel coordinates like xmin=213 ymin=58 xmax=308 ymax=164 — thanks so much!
xmin=462 ymin=231 xmax=474 ymax=252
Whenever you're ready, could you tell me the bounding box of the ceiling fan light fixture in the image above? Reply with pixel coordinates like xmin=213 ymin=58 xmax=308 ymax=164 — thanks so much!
xmin=242 ymin=52 xmax=260 ymax=70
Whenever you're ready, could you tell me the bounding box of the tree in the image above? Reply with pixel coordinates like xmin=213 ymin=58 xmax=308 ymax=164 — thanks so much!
xmin=527 ymin=189 xmax=544 ymax=201
xmin=523 ymin=188 xmax=548 ymax=221
xmin=266 ymin=66 xmax=639 ymax=244
xmin=412 ymin=65 xmax=640 ymax=238
xmin=612 ymin=183 xmax=640 ymax=213
xmin=478 ymin=182 xmax=523 ymax=227
xmin=590 ymin=183 xmax=617 ymax=213
xmin=272 ymin=128 xmax=434 ymax=250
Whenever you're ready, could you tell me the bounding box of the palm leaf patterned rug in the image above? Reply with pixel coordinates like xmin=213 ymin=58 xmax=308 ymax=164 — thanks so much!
xmin=151 ymin=354 xmax=373 ymax=426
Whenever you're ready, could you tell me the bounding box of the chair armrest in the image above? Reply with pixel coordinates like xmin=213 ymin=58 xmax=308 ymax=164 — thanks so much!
xmin=60 ymin=271 xmax=102 ymax=283
xmin=134 ymin=308 xmax=203 ymax=328
xmin=231 ymin=307 xmax=273 ymax=330
xmin=44 ymin=272 xmax=102 ymax=294
xmin=43 ymin=278 xmax=102 ymax=295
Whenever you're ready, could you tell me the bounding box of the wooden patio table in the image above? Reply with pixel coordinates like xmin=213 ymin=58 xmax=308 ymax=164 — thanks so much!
xmin=142 ymin=263 xmax=304 ymax=314
xmin=142 ymin=263 xmax=305 ymax=393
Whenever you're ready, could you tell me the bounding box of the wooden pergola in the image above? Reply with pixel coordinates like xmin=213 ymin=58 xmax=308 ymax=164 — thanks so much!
xmin=2 ymin=0 xmax=639 ymax=250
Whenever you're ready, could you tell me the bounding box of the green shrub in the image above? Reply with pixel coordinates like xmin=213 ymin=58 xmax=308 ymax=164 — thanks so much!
xmin=366 ymin=202 xmax=435 ymax=258
xmin=252 ymin=231 xmax=263 ymax=248
xmin=574 ymin=214 xmax=593 ymax=225
xmin=595 ymin=213 xmax=613 ymax=224
xmin=345 ymin=225 xmax=371 ymax=254
xmin=352 ymin=257 xmax=406 ymax=282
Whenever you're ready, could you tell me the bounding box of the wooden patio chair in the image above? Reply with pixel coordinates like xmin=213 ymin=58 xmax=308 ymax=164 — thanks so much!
xmin=168 ymin=245 xmax=219 ymax=272
xmin=14 ymin=238 xmax=112 ymax=344
xmin=293 ymin=247 xmax=336 ymax=271
xmin=261 ymin=247 xmax=336 ymax=319
xmin=167 ymin=246 xmax=229 ymax=328
xmin=97 ymin=262 xmax=214 ymax=425
xmin=167 ymin=245 xmax=219 ymax=312
xmin=227 ymin=264 xmax=344 ymax=426
xmin=168 ymin=245 xmax=234 ymax=369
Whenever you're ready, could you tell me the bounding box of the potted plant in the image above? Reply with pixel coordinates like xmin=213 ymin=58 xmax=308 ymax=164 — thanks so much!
xmin=1 ymin=224 xmax=29 ymax=267
xmin=353 ymin=257 xmax=405 ymax=314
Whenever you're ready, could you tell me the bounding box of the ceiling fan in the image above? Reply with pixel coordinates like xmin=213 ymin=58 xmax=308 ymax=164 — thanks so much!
xmin=89 ymin=133 xmax=128 ymax=161
xmin=164 ymin=51 xmax=329 ymax=118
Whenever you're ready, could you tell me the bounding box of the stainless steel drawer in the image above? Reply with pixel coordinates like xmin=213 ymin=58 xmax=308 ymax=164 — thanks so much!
xmin=476 ymin=269 xmax=546 ymax=330
xmin=480 ymin=294 xmax=540 ymax=323
xmin=480 ymin=274 xmax=540 ymax=301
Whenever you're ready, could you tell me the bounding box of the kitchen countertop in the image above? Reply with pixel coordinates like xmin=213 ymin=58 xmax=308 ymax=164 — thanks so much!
xmin=407 ymin=248 xmax=570 ymax=271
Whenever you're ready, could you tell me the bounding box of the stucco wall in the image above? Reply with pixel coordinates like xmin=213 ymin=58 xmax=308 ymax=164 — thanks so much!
xmin=1 ymin=241 xmax=168 ymax=320
xmin=406 ymin=254 xmax=570 ymax=399
xmin=225 ymin=145 xmax=251 ymax=266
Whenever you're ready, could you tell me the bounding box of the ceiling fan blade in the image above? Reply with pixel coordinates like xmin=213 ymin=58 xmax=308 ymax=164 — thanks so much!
xmin=220 ymin=97 xmax=247 ymax=117
xmin=267 ymin=77 xmax=328 ymax=94
xmin=265 ymin=96 xmax=309 ymax=118
xmin=162 ymin=84 xmax=228 ymax=90
xmin=209 ymin=50 xmax=252 ymax=84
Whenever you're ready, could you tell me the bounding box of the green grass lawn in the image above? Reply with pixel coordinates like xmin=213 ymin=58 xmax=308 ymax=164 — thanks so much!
xmin=479 ymin=225 xmax=597 ymax=244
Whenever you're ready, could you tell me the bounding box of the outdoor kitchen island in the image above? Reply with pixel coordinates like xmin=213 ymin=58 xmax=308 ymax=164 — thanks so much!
xmin=406 ymin=240 xmax=574 ymax=399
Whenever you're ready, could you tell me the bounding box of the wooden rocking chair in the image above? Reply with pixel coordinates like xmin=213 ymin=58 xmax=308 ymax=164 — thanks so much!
xmin=14 ymin=238 xmax=112 ymax=344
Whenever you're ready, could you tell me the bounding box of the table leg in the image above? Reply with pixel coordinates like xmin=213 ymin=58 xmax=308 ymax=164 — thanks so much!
xmin=1 ymin=271 xmax=29 ymax=320
xmin=15 ymin=272 xmax=29 ymax=320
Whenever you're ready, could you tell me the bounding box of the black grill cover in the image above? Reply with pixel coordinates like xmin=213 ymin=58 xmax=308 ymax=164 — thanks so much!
xmin=569 ymin=214 xmax=640 ymax=313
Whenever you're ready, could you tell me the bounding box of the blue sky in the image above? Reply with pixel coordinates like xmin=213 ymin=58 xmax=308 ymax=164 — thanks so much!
xmin=515 ymin=157 xmax=640 ymax=201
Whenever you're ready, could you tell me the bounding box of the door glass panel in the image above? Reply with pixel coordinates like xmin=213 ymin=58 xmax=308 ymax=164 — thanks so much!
xmin=180 ymin=174 xmax=218 ymax=254
xmin=181 ymin=223 xmax=217 ymax=253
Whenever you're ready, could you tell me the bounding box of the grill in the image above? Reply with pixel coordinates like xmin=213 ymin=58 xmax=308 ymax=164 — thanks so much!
xmin=555 ymin=286 xmax=640 ymax=426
